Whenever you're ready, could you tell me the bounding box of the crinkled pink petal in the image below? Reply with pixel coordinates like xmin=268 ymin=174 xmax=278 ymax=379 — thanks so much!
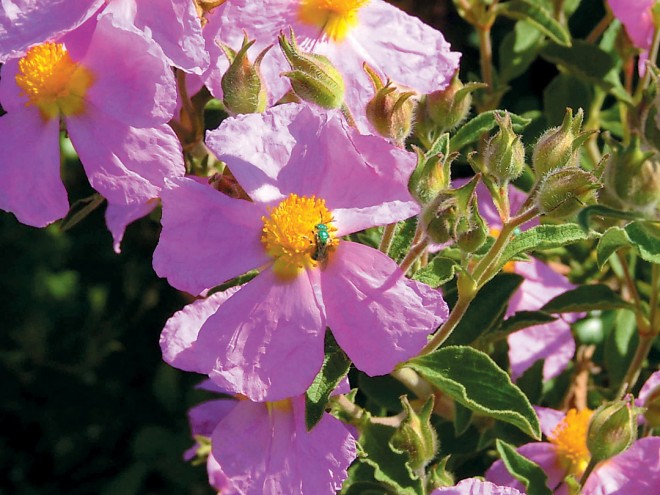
xmin=0 ymin=58 xmax=27 ymax=112
xmin=75 ymin=13 xmax=176 ymax=126
xmin=212 ymin=396 xmax=355 ymax=495
xmin=105 ymin=199 xmax=157 ymax=254
xmin=104 ymin=0 xmax=208 ymax=74
xmin=584 ymin=437 xmax=660 ymax=494
xmin=153 ymin=177 xmax=270 ymax=296
xmin=508 ymin=319 xmax=575 ymax=381
xmin=487 ymin=442 xmax=566 ymax=493
xmin=207 ymin=104 xmax=419 ymax=233
xmin=638 ymin=370 xmax=660 ymax=405
xmin=431 ymin=478 xmax=524 ymax=495
xmin=67 ymin=111 xmax=184 ymax=205
xmin=508 ymin=259 xmax=576 ymax=314
xmin=321 ymin=241 xmax=448 ymax=375
xmin=608 ymin=0 xmax=654 ymax=50
xmin=0 ymin=0 xmax=102 ymax=62
xmin=196 ymin=269 xmax=326 ymax=401
xmin=534 ymin=406 xmax=565 ymax=438
xmin=0 ymin=108 xmax=68 ymax=226
xmin=188 ymin=399 xmax=238 ymax=440
xmin=161 ymin=287 xmax=241 ymax=373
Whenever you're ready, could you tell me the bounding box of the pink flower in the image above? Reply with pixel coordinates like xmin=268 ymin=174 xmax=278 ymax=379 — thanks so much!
xmin=608 ymin=0 xmax=655 ymax=74
xmin=432 ymin=478 xmax=524 ymax=495
xmin=202 ymin=0 xmax=460 ymax=126
xmin=0 ymin=14 xmax=184 ymax=251
xmin=469 ymin=180 xmax=577 ymax=381
xmin=487 ymin=406 xmax=660 ymax=494
xmin=154 ymin=103 xmax=448 ymax=401
xmin=0 ymin=0 xmax=208 ymax=73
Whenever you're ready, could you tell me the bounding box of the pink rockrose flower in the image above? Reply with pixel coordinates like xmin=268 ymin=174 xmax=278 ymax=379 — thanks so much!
xmin=154 ymin=103 xmax=449 ymax=401
xmin=608 ymin=0 xmax=656 ymax=75
xmin=0 ymin=0 xmax=208 ymax=73
xmin=202 ymin=0 xmax=460 ymax=126
xmin=0 ymin=14 xmax=184 ymax=251
xmin=431 ymin=478 xmax=524 ymax=495
xmin=463 ymin=180 xmax=578 ymax=381
xmin=487 ymin=406 xmax=660 ymax=494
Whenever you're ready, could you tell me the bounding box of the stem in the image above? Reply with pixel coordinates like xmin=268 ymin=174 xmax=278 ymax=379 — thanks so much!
xmin=391 ymin=368 xmax=434 ymax=399
xmin=585 ymin=11 xmax=614 ymax=44
xmin=616 ymin=251 xmax=649 ymax=334
xmin=340 ymin=103 xmax=358 ymax=129
xmin=618 ymin=334 xmax=656 ymax=397
xmin=634 ymin=21 xmax=660 ymax=102
xmin=579 ymin=458 xmax=599 ymax=489
xmin=477 ymin=25 xmax=496 ymax=110
xmin=379 ymin=223 xmax=397 ymax=254
xmin=418 ymin=288 xmax=474 ymax=355
xmin=650 ymin=263 xmax=659 ymax=331
xmin=399 ymin=237 xmax=429 ymax=274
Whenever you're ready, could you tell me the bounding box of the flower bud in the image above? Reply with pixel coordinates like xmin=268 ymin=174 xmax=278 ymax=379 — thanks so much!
xmin=409 ymin=136 xmax=458 ymax=205
xmin=455 ymin=201 xmax=488 ymax=253
xmin=364 ymin=63 xmax=416 ymax=146
xmin=422 ymin=73 xmax=481 ymax=131
xmin=536 ymin=167 xmax=600 ymax=218
xmin=483 ymin=112 xmax=526 ymax=184
xmin=219 ymin=34 xmax=271 ymax=115
xmin=643 ymin=384 xmax=660 ymax=428
xmin=278 ymin=29 xmax=345 ymax=109
xmin=421 ymin=192 xmax=458 ymax=244
xmin=532 ymin=108 xmax=595 ymax=178
xmin=604 ymin=135 xmax=660 ymax=212
xmin=391 ymin=396 xmax=438 ymax=472
xmin=587 ymin=398 xmax=637 ymax=462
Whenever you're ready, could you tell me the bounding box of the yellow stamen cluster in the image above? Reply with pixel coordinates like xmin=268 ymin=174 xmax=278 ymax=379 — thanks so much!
xmin=261 ymin=193 xmax=337 ymax=279
xmin=298 ymin=0 xmax=370 ymax=41
xmin=15 ymin=42 xmax=94 ymax=120
xmin=548 ymin=408 xmax=593 ymax=475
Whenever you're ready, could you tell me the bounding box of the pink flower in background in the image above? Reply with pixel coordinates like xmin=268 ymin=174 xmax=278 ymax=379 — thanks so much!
xmin=154 ymin=103 xmax=448 ymax=401
xmin=0 ymin=14 xmax=184 ymax=251
xmin=487 ymin=406 xmax=660 ymax=494
xmin=470 ymin=180 xmax=577 ymax=381
xmin=432 ymin=478 xmax=523 ymax=495
xmin=608 ymin=0 xmax=655 ymax=74
xmin=202 ymin=0 xmax=460 ymax=125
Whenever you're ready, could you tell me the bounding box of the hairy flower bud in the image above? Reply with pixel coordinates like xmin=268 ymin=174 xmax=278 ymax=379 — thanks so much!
xmin=391 ymin=396 xmax=438 ymax=473
xmin=278 ymin=29 xmax=345 ymax=109
xmin=587 ymin=398 xmax=637 ymax=463
xmin=422 ymin=192 xmax=458 ymax=244
xmin=219 ymin=34 xmax=271 ymax=115
xmin=532 ymin=108 xmax=594 ymax=178
xmin=536 ymin=167 xmax=600 ymax=218
xmin=422 ymin=73 xmax=479 ymax=131
xmin=364 ymin=63 xmax=416 ymax=146
xmin=483 ymin=112 xmax=526 ymax=184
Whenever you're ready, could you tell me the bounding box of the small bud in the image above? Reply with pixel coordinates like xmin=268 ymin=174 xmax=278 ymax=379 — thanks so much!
xmin=219 ymin=34 xmax=271 ymax=115
xmin=426 ymin=457 xmax=454 ymax=492
xmin=364 ymin=63 xmax=416 ymax=146
xmin=643 ymin=384 xmax=660 ymax=428
xmin=532 ymin=108 xmax=595 ymax=178
xmin=422 ymin=73 xmax=481 ymax=131
xmin=483 ymin=112 xmax=526 ymax=184
xmin=587 ymin=398 xmax=637 ymax=462
xmin=455 ymin=196 xmax=488 ymax=253
xmin=391 ymin=396 xmax=438 ymax=473
xmin=604 ymin=135 xmax=660 ymax=212
xmin=409 ymin=136 xmax=458 ymax=204
xmin=422 ymin=192 xmax=458 ymax=244
xmin=278 ymin=29 xmax=345 ymax=109
xmin=536 ymin=167 xmax=600 ymax=218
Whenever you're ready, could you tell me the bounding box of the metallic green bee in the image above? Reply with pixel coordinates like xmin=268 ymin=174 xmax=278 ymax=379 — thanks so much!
xmin=311 ymin=222 xmax=331 ymax=263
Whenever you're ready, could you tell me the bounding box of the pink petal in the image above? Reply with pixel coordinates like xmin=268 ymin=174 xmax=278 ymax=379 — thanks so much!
xmin=638 ymin=370 xmax=660 ymax=405
xmin=79 ymin=13 xmax=176 ymax=126
xmin=584 ymin=437 xmax=660 ymax=494
xmin=0 ymin=108 xmax=68 ymax=226
xmin=152 ymin=177 xmax=270 ymax=296
xmin=206 ymin=453 xmax=238 ymax=494
xmin=67 ymin=112 xmax=184 ymax=205
xmin=160 ymin=288 xmax=241 ymax=373
xmin=321 ymin=241 xmax=448 ymax=375
xmin=607 ymin=0 xmax=655 ymax=50
xmin=188 ymin=399 xmax=238 ymax=439
xmin=509 ymin=259 xmax=575 ymax=313
xmin=534 ymin=406 xmax=565 ymax=438
xmin=195 ymin=269 xmax=326 ymax=401
xmin=105 ymin=200 xmax=157 ymax=254
xmin=432 ymin=478 xmax=524 ymax=495
xmin=0 ymin=58 xmax=27 ymax=113
xmin=0 ymin=0 xmax=102 ymax=62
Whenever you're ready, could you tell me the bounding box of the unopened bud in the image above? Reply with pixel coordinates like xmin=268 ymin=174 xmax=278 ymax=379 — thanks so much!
xmin=587 ymin=398 xmax=637 ymax=462
xmin=409 ymin=136 xmax=457 ymax=204
xmin=604 ymin=135 xmax=660 ymax=211
xmin=278 ymin=29 xmax=345 ymax=109
xmin=364 ymin=63 xmax=416 ymax=145
xmin=532 ymin=108 xmax=595 ymax=178
xmin=422 ymin=73 xmax=481 ymax=131
xmin=483 ymin=112 xmax=526 ymax=184
xmin=422 ymin=192 xmax=459 ymax=244
xmin=537 ymin=167 xmax=599 ymax=218
xmin=391 ymin=396 xmax=438 ymax=472
xmin=219 ymin=34 xmax=271 ymax=115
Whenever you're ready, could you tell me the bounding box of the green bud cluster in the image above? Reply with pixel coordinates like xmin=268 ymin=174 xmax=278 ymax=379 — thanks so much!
xmin=482 ymin=112 xmax=526 ymax=185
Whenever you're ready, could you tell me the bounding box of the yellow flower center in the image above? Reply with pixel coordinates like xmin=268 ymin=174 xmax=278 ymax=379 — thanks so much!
xmin=15 ymin=42 xmax=94 ymax=120
xmin=261 ymin=193 xmax=337 ymax=279
xmin=298 ymin=0 xmax=370 ymax=41
xmin=548 ymin=408 xmax=593 ymax=476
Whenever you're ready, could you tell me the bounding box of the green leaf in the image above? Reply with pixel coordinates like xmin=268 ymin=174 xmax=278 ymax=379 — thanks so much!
xmin=541 ymin=284 xmax=635 ymax=313
xmin=413 ymin=257 xmax=459 ymax=288
xmin=305 ymin=331 xmax=352 ymax=430
xmin=543 ymin=74 xmax=592 ymax=126
xmin=499 ymin=21 xmax=545 ymax=83
xmin=409 ymin=346 xmax=541 ymax=439
xmin=498 ymin=0 xmax=571 ymax=47
xmin=577 ymin=205 xmax=645 ymax=232
xmin=604 ymin=310 xmax=638 ymax=387
xmin=450 ymin=111 xmax=531 ymax=152
xmin=444 ymin=273 xmax=524 ymax=346
xmin=625 ymin=221 xmax=660 ymax=264
xmin=454 ymin=401 xmax=473 ymax=436
xmin=499 ymin=310 xmax=557 ymax=334
xmin=357 ymin=373 xmax=410 ymax=414
xmin=495 ymin=440 xmax=552 ymax=495
xmin=358 ymin=421 xmax=424 ymax=495
xmin=597 ymin=227 xmax=632 ymax=269
xmin=389 ymin=217 xmax=418 ymax=262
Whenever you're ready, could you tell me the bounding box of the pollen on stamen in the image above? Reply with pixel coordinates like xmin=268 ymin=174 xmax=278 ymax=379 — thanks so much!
xmin=15 ymin=42 xmax=94 ymax=120
xmin=261 ymin=193 xmax=337 ymax=279
xmin=297 ymin=0 xmax=370 ymax=41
